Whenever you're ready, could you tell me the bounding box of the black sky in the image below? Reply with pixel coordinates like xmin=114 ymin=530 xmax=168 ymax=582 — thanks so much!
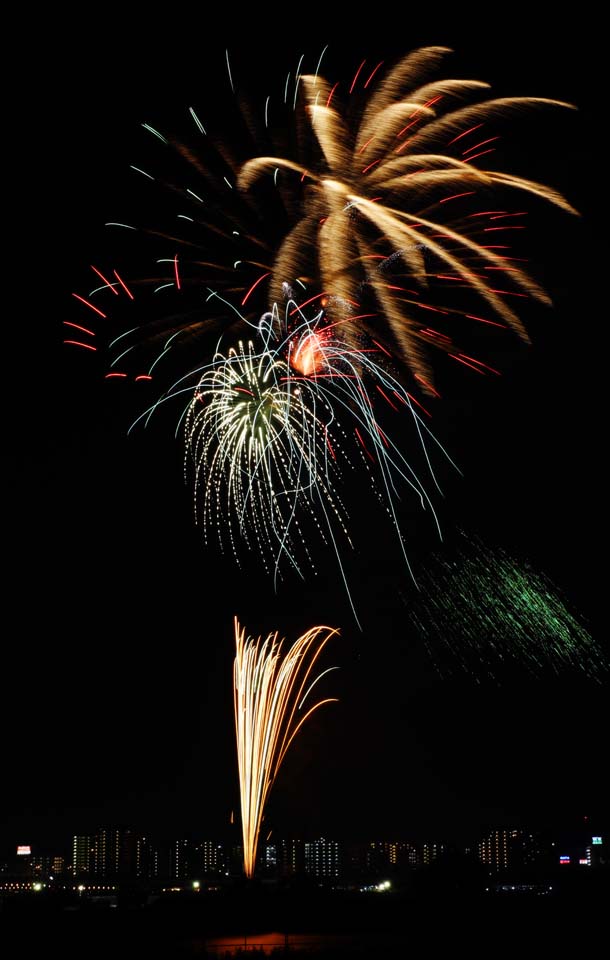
xmin=4 ymin=12 xmax=605 ymax=855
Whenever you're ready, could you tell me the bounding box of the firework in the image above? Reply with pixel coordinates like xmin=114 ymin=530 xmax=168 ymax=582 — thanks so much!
xmin=406 ymin=531 xmax=605 ymax=681
xmin=233 ymin=617 xmax=338 ymax=879
xmin=174 ymin=299 xmax=457 ymax=625
xmin=64 ymin=58 xmax=320 ymax=381
xmin=68 ymin=46 xmax=576 ymax=397
xmin=64 ymin=48 xmax=577 ymax=616
xmin=184 ymin=334 xmax=352 ymax=588
xmin=239 ymin=46 xmax=577 ymax=388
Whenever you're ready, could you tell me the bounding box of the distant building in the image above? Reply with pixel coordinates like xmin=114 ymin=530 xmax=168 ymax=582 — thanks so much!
xmin=72 ymin=835 xmax=94 ymax=876
xmin=422 ymin=842 xmax=445 ymax=865
xmin=31 ymin=856 xmax=54 ymax=878
xmin=586 ymin=835 xmax=604 ymax=867
xmin=199 ymin=841 xmax=226 ymax=876
xmin=136 ymin=837 xmax=159 ymax=879
xmin=261 ymin=842 xmax=277 ymax=874
xmin=70 ymin=828 xmax=142 ymax=879
xmin=367 ymin=841 xmax=420 ymax=874
xmin=518 ymin=831 xmax=550 ymax=870
xmin=92 ymin=828 xmax=137 ymax=878
xmin=170 ymin=839 xmax=191 ymax=879
xmin=305 ymin=838 xmax=340 ymax=879
xmin=278 ymin=839 xmax=303 ymax=877
xmin=227 ymin=843 xmax=244 ymax=876
xmin=478 ymin=830 xmax=520 ymax=872
xmin=93 ymin=828 xmax=120 ymax=877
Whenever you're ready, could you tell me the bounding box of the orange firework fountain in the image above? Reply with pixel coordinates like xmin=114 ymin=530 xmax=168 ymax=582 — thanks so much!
xmin=233 ymin=616 xmax=339 ymax=878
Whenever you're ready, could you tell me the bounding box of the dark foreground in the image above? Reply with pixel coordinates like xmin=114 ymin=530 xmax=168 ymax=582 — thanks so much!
xmin=2 ymin=877 xmax=608 ymax=958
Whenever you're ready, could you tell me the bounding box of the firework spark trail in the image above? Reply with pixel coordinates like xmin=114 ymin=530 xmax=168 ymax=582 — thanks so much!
xmin=275 ymin=305 xmax=461 ymax=552
xmin=183 ymin=333 xmax=361 ymax=620
xmin=70 ymin=46 xmax=575 ymax=401
xmin=407 ymin=531 xmax=605 ymax=681
xmin=233 ymin=617 xmax=338 ymax=879
xmin=166 ymin=296 xmax=459 ymax=625
xmin=238 ymin=46 xmax=577 ymax=389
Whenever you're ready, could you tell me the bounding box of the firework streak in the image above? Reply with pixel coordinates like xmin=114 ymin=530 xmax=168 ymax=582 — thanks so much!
xmin=407 ymin=532 xmax=605 ymax=680
xmin=233 ymin=617 xmax=338 ymax=878
xmin=239 ymin=46 xmax=577 ymax=387
xmin=69 ymin=46 xmax=576 ymax=397
xmin=177 ymin=301 xmax=459 ymax=626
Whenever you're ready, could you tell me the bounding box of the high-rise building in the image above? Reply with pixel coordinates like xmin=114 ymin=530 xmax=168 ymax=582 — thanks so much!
xmin=93 ymin=828 xmax=121 ymax=877
xmin=583 ymin=836 xmax=603 ymax=868
xmin=170 ymin=839 xmax=192 ymax=879
xmin=199 ymin=841 xmax=226 ymax=876
xmin=72 ymin=835 xmax=94 ymax=876
xmin=260 ymin=842 xmax=277 ymax=874
xmin=304 ymin=838 xmax=340 ymax=879
xmin=136 ymin=837 xmax=159 ymax=879
xmin=227 ymin=843 xmax=244 ymax=876
xmin=588 ymin=835 xmax=604 ymax=868
xmin=367 ymin=841 xmax=420 ymax=873
xmin=278 ymin=839 xmax=303 ymax=877
xmin=75 ymin=828 xmax=139 ymax=878
xmin=478 ymin=829 xmax=520 ymax=872
xmin=422 ymin=842 xmax=445 ymax=865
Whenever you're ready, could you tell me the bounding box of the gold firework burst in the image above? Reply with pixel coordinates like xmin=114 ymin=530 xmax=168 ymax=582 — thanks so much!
xmin=239 ymin=47 xmax=577 ymax=390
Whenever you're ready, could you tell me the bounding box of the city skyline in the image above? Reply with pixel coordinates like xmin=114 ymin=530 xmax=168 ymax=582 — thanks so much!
xmin=3 ymin=820 xmax=605 ymax=884
xmin=3 ymin=810 xmax=606 ymax=869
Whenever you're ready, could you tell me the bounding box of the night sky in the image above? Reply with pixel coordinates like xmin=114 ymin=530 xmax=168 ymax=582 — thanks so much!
xmin=4 ymin=13 xmax=605 ymax=855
